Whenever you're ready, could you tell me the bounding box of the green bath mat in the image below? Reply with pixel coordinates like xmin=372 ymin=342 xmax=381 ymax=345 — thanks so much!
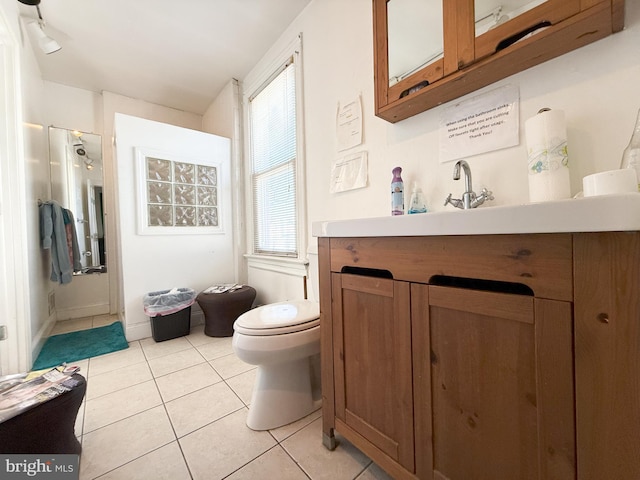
xmin=33 ymin=321 xmax=129 ymax=370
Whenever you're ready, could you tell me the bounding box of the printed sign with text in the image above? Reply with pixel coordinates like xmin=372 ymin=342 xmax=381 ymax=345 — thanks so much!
xmin=439 ymin=85 xmax=519 ymax=163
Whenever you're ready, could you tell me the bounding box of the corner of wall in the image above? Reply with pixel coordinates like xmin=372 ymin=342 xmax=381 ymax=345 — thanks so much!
xmin=30 ymin=309 xmax=57 ymax=368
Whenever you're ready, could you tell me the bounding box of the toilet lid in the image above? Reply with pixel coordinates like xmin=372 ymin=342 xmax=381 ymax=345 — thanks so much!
xmin=234 ymin=300 xmax=320 ymax=336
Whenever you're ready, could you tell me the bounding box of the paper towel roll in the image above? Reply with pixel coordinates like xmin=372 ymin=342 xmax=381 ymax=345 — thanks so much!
xmin=525 ymin=109 xmax=570 ymax=202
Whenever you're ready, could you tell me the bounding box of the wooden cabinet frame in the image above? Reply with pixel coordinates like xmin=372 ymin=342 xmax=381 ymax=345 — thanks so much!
xmin=373 ymin=0 xmax=625 ymax=123
xmin=573 ymin=232 xmax=640 ymax=479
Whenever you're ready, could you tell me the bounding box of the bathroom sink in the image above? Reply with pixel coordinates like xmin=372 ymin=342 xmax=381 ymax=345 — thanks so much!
xmin=312 ymin=193 xmax=640 ymax=237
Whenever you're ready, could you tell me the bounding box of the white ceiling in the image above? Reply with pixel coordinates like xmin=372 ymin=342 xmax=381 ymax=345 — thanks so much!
xmin=18 ymin=0 xmax=312 ymax=114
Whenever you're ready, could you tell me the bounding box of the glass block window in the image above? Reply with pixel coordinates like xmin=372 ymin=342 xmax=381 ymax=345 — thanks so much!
xmin=145 ymin=157 xmax=218 ymax=227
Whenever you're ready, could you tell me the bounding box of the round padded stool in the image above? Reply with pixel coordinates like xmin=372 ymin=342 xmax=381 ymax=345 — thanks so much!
xmin=196 ymin=286 xmax=256 ymax=337
xmin=0 ymin=373 xmax=86 ymax=454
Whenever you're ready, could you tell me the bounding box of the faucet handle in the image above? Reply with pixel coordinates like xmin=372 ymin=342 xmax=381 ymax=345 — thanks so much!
xmin=481 ymin=188 xmax=494 ymax=201
xmin=468 ymin=188 xmax=494 ymax=209
xmin=444 ymin=193 xmax=464 ymax=209
xmin=444 ymin=193 xmax=453 ymax=206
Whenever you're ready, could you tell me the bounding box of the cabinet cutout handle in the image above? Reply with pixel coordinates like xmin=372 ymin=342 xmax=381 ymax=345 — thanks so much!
xmin=400 ymin=80 xmax=429 ymax=99
xmin=429 ymin=275 xmax=533 ymax=296
xmin=340 ymin=266 xmax=393 ymax=279
xmin=495 ymin=21 xmax=552 ymax=52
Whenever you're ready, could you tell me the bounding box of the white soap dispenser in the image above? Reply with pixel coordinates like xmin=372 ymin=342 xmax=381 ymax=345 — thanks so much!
xmin=408 ymin=182 xmax=428 ymax=214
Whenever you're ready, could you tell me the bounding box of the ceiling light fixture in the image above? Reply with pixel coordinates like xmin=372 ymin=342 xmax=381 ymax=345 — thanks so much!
xmin=73 ymin=142 xmax=86 ymax=157
xmin=18 ymin=0 xmax=61 ymax=55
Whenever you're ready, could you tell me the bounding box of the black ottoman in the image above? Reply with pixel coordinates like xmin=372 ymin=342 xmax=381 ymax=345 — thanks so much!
xmin=0 ymin=373 xmax=86 ymax=454
xmin=196 ymin=286 xmax=256 ymax=337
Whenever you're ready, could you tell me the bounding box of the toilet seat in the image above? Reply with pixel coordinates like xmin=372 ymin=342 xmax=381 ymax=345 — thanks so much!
xmin=234 ymin=300 xmax=319 ymax=336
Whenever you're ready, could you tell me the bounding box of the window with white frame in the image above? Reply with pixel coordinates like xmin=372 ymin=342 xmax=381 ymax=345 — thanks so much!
xmin=248 ymin=54 xmax=302 ymax=257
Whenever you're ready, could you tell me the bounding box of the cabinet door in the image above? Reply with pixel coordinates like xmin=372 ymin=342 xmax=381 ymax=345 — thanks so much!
xmin=413 ymin=284 xmax=575 ymax=480
xmin=473 ymin=0 xmax=581 ymax=61
xmin=332 ymin=273 xmax=414 ymax=472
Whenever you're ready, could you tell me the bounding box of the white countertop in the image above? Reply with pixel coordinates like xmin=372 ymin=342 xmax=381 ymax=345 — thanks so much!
xmin=312 ymin=193 xmax=640 ymax=237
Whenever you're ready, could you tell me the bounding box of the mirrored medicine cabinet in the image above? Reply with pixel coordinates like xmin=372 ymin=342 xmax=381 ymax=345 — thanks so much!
xmin=374 ymin=0 xmax=626 ymax=123
xmin=48 ymin=126 xmax=106 ymax=275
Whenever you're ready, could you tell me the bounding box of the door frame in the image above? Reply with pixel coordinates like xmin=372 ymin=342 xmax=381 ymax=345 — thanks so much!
xmin=0 ymin=8 xmax=32 ymax=375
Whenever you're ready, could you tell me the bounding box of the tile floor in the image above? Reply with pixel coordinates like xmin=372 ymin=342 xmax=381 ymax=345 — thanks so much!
xmin=52 ymin=316 xmax=392 ymax=480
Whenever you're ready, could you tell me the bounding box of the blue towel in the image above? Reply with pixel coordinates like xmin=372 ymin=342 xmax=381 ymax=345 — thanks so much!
xmin=39 ymin=201 xmax=74 ymax=284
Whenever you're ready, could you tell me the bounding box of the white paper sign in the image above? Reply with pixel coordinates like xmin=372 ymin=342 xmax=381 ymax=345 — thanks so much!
xmin=330 ymin=151 xmax=368 ymax=194
xmin=336 ymin=96 xmax=363 ymax=152
xmin=439 ymin=85 xmax=519 ymax=163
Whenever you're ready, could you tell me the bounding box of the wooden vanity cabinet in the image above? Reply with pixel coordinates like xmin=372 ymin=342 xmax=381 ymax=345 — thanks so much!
xmin=319 ymin=232 xmax=640 ymax=480
xmin=374 ymin=0 xmax=626 ymax=123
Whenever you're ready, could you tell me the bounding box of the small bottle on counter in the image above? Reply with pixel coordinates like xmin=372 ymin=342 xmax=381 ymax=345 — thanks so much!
xmin=391 ymin=167 xmax=404 ymax=215
xmin=408 ymin=182 xmax=428 ymax=214
xmin=620 ymin=107 xmax=640 ymax=192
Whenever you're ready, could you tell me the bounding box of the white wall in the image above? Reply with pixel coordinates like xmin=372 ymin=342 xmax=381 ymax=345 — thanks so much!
xmin=246 ymin=257 xmax=309 ymax=306
xmin=203 ymin=81 xmax=236 ymax=139
xmin=113 ymin=113 xmax=234 ymax=340
xmin=20 ymin=38 xmax=51 ymax=358
xmin=0 ymin=0 xmax=56 ymax=365
xmin=55 ymin=274 xmax=109 ymax=319
xmin=247 ymin=0 xmax=640 ymax=241
xmin=44 ymin=81 xmax=103 ymax=134
xmin=203 ymin=79 xmax=247 ymax=286
xmin=102 ymin=91 xmax=204 ymax=316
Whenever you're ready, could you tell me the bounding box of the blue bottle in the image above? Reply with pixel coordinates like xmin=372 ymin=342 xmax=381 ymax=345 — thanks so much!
xmin=391 ymin=167 xmax=404 ymax=215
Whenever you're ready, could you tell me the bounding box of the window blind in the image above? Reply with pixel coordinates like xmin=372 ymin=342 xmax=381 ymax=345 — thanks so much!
xmin=249 ymin=61 xmax=298 ymax=256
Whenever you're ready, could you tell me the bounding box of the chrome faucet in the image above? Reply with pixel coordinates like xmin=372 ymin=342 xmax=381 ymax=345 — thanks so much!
xmin=444 ymin=160 xmax=494 ymax=209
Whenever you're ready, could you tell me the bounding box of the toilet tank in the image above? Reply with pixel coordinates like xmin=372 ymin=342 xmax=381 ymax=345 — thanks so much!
xmin=307 ymin=243 xmax=320 ymax=303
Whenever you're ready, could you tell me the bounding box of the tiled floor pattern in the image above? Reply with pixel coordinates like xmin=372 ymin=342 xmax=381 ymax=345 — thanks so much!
xmin=53 ymin=316 xmax=393 ymax=480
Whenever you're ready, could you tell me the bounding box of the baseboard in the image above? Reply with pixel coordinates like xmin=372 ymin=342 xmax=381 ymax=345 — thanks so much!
xmin=57 ymin=303 xmax=110 ymax=320
xmin=190 ymin=310 xmax=204 ymax=327
xmin=125 ymin=321 xmax=152 ymax=342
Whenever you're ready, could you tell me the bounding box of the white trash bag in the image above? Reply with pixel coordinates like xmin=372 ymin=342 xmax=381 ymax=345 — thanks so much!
xmin=143 ymin=287 xmax=196 ymax=317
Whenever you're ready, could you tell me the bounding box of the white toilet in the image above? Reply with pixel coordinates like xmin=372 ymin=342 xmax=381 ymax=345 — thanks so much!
xmin=232 ymin=253 xmax=321 ymax=431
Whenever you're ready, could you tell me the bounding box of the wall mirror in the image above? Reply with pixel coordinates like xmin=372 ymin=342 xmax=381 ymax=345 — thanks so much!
xmin=48 ymin=126 xmax=106 ymax=274
xmin=387 ymin=0 xmax=443 ymax=87
xmin=474 ymin=0 xmax=548 ymax=37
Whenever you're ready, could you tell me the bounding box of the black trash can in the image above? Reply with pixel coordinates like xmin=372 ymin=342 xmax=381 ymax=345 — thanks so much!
xmin=143 ymin=288 xmax=196 ymax=342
